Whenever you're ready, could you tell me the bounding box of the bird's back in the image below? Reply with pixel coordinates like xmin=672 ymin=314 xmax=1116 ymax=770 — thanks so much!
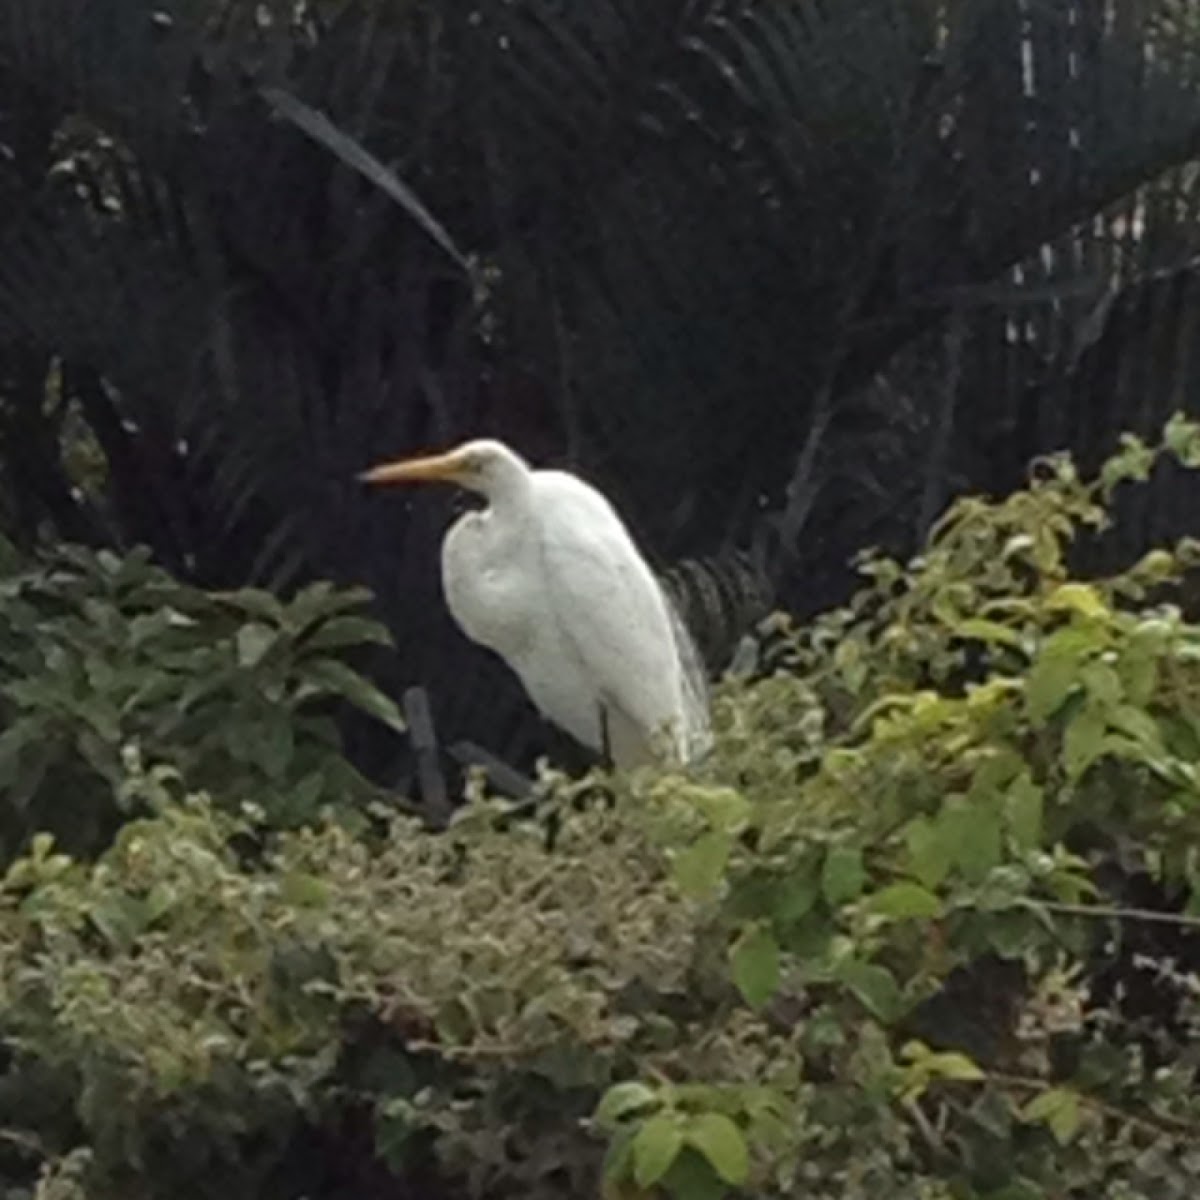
xmin=526 ymin=470 xmax=708 ymax=765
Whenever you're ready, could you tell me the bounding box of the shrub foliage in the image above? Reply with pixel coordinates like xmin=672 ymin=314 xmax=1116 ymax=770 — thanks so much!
xmin=3 ymin=425 xmax=1200 ymax=1198
xmin=0 ymin=543 xmax=403 ymax=860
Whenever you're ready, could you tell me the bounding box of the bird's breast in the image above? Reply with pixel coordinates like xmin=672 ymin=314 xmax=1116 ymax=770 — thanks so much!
xmin=441 ymin=522 xmax=540 ymax=660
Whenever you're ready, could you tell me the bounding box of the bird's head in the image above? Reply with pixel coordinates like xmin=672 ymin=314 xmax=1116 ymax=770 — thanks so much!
xmin=360 ymin=439 xmax=529 ymax=499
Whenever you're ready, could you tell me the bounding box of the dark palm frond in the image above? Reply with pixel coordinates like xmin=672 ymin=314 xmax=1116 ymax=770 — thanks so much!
xmin=1049 ymin=252 xmax=1200 ymax=569
xmin=660 ymin=548 xmax=774 ymax=674
xmin=464 ymin=0 xmax=1200 ymax=566
xmin=0 ymin=0 xmax=216 ymax=165
xmin=260 ymin=85 xmax=472 ymax=275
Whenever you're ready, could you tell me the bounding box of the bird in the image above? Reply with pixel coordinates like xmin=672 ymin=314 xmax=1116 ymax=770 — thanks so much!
xmin=360 ymin=439 xmax=711 ymax=770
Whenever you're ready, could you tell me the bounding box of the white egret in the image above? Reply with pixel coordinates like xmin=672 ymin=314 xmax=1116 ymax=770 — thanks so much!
xmin=361 ymin=439 xmax=711 ymax=769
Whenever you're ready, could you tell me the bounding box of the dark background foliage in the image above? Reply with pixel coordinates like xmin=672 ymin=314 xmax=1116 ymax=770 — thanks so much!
xmin=4 ymin=0 xmax=1200 ymax=783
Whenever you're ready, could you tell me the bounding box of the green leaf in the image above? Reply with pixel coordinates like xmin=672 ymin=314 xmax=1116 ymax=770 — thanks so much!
xmin=985 ymin=909 xmax=1042 ymax=958
xmin=781 ymin=913 xmax=833 ymax=961
xmin=1063 ymin=704 xmax=1106 ymax=780
xmin=1079 ymin=660 xmax=1122 ymax=706
xmin=1118 ymin=639 xmax=1159 ymax=707
xmin=984 ymin=1181 xmax=1046 ymax=1200
xmin=866 ymin=882 xmax=941 ymax=920
xmin=1021 ymin=1087 xmax=1082 ymax=1144
xmin=836 ymin=960 xmax=902 ymax=1022
xmin=257 ymin=720 xmax=295 ymax=781
xmin=1025 ymin=642 xmax=1086 ymax=722
xmin=725 ymin=871 xmax=777 ymax=921
xmin=904 ymin=817 xmax=950 ymax=890
xmin=1044 ymin=583 xmax=1109 ymax=621
xmin=300 ymin=659 xmax=406 ymax=733
xmin=1099 ymin=433 xmax=1155 ymax=492
xmin=953 ymin=617 xmax=1023 ymax=648
xmin=595 ymin=1082 xmax=660 ymax=1128
xmin=216 ymin=587 xmax=285 ymax=623
xmin=632 ymin=1113 xmax=684 ymax=1187
xmin=601 ymin=1125 xmax=636 ymax=1185
xmin=1107 ymin=704 xmax=1164 ymax=750
xmin=674 ymin=832 xmax=732 ymax=899
xmin=1164 ymin=411 xmax=1200 ymax=466
xmin=774 ymin=866 xmax=820 ymax=922
xmin=1004 ymin=773 xmax=1043 ymax=850
xmin=684 ymin=1113 xmax=749 ymax=1186
xmin=821 ymin=845 xmax=866 ymax=907
xmin=690 ymin=787 xmax=751 ymax=835
xmin=301 ymin=615 xmax=393 ymax=652
xmin=281 ymin=872 xmax=331 ymax=908
xmin=925 ymin=1051 xmax=985 ymax=1082
xmin=434 ymin=998 xmax=474 ymax=1044
xmin=285 ymin=583 xmax=374 ymax=634
xmin=900 ymin=1039 xmax=931 ymax=1062
xmin=74 ymin=696 xmax=120 ymax=739
xmin=730 ymin=923 xmax=780 ymax=1009
xmin=375 ymin=1097 xmax=419 ymax=1170
xmin=144 ymin=883 xmax=177 ymax=922
xmin=235 ymin=622 xmax=276 ymax=668
xmin=662 ymin=1146 xmax=729 ymax=1200
xmin=939 ymin=799 xmax=1001 ymax=883
xmin=969 ymin=747 xmax=1025 ymax=801
xmin=90 ymin=894 xmax=147 ymax=951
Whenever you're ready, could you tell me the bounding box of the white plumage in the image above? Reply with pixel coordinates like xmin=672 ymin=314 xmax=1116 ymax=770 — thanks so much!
xmin=362 ymin=439 xmax=710 ymax=769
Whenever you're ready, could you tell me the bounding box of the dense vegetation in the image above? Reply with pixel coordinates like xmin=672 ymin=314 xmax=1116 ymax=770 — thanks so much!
xmin=0 ymin=542 xmax=407 ymax=861
xmin=0 ymin=425 xmax=1198 ymax=1198
xmin=5 ymin=1 xmax=1200 ymax=1195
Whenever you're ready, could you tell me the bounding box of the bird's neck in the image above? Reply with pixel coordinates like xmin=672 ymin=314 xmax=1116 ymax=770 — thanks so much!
xmin=480 ymin=459 xmax=534 ymax=515
xmin=457 ymin=479 xmax=534 ymax=563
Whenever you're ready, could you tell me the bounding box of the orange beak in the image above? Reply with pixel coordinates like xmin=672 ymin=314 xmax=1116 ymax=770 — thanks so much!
xmin=359 ymin=448 xmax=468 ymax=487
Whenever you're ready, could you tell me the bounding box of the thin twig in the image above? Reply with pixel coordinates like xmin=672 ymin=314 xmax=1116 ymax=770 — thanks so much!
xmin=902 ymin=1096 xmax=948 ymax=1156
xmin=991 ymin=1072 xmax=1200 ymax=1141
xmin=1033 ymin=899 xmax=1200 ymax=931
xmin=404 ymin=686 xmax=453 ymax=828
xmin=448 ymin=741 xmax=534 ymax=799
xmin=0 ymin=1127 xmax=45 ymax=1157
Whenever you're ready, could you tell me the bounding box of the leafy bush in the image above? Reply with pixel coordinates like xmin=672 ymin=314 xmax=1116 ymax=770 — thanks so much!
xmin=3 ymin=423 xmax=1200 ymax=1199
xmin=0 ymin=543 xmax=404 ymax=859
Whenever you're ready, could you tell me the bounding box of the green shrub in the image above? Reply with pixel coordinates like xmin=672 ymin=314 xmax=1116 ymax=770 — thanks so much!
xmin=0 ymin=544 xmax=404 ymax=859
xmin=3 ymin=422 xmax=1200 ymax=1199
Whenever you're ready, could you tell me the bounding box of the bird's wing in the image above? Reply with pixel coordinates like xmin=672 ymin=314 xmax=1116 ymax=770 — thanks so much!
xmin=663 ymin=589 xmax=714 ymax=760
xmin=532 ymin=471 xmax=694 ymax=754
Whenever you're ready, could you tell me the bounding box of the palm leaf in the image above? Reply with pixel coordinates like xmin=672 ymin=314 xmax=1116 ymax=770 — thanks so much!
xmin=260 ymin=85 xmax=472 ymax=275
